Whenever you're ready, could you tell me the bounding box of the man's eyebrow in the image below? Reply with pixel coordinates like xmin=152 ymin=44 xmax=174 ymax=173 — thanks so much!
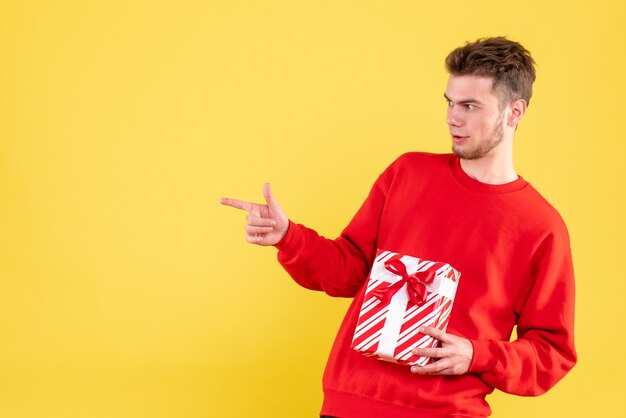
xmin=443 ymin=93 xmax=484 ymax=105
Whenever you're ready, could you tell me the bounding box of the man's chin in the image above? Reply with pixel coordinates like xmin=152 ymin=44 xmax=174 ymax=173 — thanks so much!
xmin=452 ymin=145 xmax=479 ymax=160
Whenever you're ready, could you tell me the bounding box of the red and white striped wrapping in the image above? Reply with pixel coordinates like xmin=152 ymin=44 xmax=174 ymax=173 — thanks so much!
xmin=351 ymin=250 xmax=461 ymax=366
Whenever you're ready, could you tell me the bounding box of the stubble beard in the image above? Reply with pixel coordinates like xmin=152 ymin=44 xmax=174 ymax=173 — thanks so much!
xmin=452 ymin=113 xmax=504 ymax=160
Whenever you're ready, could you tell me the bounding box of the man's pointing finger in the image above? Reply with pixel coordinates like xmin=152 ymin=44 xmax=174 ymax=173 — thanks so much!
xmin=220 ymin=197 xmax=255 ymax=213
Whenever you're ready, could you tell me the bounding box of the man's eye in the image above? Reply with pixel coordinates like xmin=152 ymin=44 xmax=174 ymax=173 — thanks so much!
xmin=465 ymin=104 xmax=476 ymax=110
xmin=446 ymin=100 xmax=453 ymax=107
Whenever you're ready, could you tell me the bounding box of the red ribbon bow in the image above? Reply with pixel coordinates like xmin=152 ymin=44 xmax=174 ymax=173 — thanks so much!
xmin=372 ymin=255 xmax=435 ymax=306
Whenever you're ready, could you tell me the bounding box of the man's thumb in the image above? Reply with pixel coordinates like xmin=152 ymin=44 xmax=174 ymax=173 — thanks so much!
xmin=263 ymin=183 xmax=279 ymax=209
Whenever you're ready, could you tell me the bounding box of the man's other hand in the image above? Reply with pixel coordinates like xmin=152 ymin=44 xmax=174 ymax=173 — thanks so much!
xmin=410 ymin=326 xmax=474 ymax=375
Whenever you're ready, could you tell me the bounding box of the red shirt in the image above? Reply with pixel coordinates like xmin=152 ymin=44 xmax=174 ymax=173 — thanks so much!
xmin=275 ymin=153 xmax=576 ymax=417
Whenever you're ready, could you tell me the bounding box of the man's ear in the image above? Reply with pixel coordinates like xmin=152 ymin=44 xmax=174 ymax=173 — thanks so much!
xmin=507 ymin=99 xmax=527 ymax=127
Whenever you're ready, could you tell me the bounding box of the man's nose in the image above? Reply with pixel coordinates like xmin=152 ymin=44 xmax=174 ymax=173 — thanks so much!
xmin=446 ymin=107 xmax=464 ymax=127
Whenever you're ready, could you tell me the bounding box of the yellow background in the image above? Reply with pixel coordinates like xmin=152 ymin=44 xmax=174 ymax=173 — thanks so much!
xmin=1 ymin=1 xmax=624 ymax=417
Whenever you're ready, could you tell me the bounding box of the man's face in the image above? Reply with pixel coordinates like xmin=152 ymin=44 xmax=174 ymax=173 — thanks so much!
xmin=444 ymin=75 xmax=507 ymax=160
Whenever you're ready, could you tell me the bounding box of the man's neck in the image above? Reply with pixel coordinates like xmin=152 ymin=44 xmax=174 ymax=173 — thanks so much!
xmin=459 ymin=152 xmax=517 ymax=185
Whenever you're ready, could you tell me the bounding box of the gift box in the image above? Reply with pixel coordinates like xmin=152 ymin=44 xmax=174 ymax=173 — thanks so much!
xmin=351 ymin=249 xmax=461 ymax=366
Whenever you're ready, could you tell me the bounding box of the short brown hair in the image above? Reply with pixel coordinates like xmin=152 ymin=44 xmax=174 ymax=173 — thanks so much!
xmin=445 ymin=37 xmax=536 ymax=106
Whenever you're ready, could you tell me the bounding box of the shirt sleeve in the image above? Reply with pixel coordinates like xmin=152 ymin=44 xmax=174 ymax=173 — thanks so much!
xmin=273 ymin=161 xmax=394 ymax=298
xmin=468 ymin=229 xmax=577 ymax=395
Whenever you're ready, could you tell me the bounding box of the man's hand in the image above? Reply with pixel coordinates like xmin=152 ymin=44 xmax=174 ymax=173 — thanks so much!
xmin=410 ymin=326 xmax=474 ymax=375
xmin=220 ymin=183 xmax=289 ymax=246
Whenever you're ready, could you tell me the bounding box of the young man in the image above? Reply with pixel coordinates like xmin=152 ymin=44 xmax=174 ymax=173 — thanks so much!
xmin=221 ymin=37 xmax=576 ymax=418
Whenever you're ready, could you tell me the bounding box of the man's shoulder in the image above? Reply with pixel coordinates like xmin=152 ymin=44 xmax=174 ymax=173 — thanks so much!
xmin=388 ymin=152 xmax=451 ymax=171
xmin=517 ymin=182 xmax=571 ymax=238
xmin=395 ymin=151 xmax=451 ymax=163
xmin=369 ymin=152 xmax=454 ymax=196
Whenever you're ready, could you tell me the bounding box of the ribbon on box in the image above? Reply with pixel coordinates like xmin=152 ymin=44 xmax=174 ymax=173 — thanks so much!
xmin=372 ymin=255 xmax=435 ymax=306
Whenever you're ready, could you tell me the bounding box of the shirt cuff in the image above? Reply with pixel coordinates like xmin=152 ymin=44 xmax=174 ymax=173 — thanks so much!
xmin=274 ymin=220 xmax=298 ymax=253
xmin=468 ymin=339 xmax=498 ymax=373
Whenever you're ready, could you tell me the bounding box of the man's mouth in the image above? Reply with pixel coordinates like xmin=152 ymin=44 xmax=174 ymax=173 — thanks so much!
xmin=451 ymin=134 xmax=468 ymax=144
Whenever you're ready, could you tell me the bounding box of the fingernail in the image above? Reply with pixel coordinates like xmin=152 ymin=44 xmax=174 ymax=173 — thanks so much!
xmin=411 ymin=366 xmax=417 ymax=373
